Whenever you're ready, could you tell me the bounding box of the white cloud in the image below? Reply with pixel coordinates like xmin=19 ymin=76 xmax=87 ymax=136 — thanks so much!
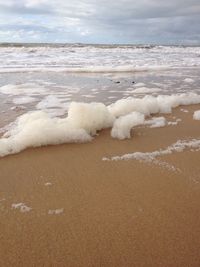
xmin=25 ymin=0 xmax=49 ymax=8
xmin=0 ymin=0 xmax=199 ymax=44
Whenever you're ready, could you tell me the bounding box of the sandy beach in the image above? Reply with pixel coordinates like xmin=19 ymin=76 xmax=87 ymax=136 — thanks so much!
xmin=1 ymin=1 xmax=200 ymax=264
xmin=1 ymin=104 xmax=200 ymax=267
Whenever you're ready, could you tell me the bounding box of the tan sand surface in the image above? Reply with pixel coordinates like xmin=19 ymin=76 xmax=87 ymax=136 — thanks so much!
xmin=0 ymin=105 xmax=200 ymax=267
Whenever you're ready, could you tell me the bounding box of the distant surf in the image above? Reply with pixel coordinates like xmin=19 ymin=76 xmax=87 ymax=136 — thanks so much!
xmin=0 ymin=45 xmax=199 ymax=74
xmin=0 ymin=65 xmax=172 ymax=74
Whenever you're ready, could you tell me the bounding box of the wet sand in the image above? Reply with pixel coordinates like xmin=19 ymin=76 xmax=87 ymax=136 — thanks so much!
xmin=0 ymin=105 xmax=200 ymax=267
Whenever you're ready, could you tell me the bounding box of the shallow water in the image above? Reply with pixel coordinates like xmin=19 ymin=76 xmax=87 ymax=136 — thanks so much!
xmin=0 ymin=44 xmax=200 ymax=117
xmin=0 ymin=44 xmax=200 ymax=157
xmin=0 ymin=69 xmax=200 ymax=119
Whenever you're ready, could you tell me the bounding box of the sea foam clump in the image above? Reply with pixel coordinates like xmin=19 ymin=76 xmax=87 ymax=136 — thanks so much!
xmin=0 ymin=102 xmax=114 ymax=157
xmin=193 ymin=110 xmax=200 ymax=120
xmin=131 ymin=87 xmax=162 ymax=94
xmin=0 ymin=83 xmax=47 ymax=95
xmin=0 ymin=93 xmax=200 ymax=157
xmin=0 ymin=111 xmax=91 ymax=157
xmin=67 ymin=102 xmax=114 ymax=135
xmin=108 ymin=93 xmax=200 ymax=117
xmin=111 ymin=112 xmax=144 ymax=139
xmin=13 ymin=96 xmax=37 ymax=105
xmin=12 ymin=203 xmax=32 ymax=213
xmin=145 ymin=117 xmax=166 ymax=128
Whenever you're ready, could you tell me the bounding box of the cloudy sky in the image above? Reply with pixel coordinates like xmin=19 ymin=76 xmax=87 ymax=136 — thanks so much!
xmin=0 ymin=0 xmax=200 ymax=44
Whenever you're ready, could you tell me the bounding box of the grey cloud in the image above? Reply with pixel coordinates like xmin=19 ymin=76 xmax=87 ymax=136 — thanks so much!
xmin=0 ymin=0 xmax=200 ymax=44
xmin=0 ymin=0 xmax=53 ymax=14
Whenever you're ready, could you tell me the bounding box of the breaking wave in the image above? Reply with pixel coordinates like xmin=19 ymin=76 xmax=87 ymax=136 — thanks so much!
xmin=0 ymin=65 xmax=171 ymax=74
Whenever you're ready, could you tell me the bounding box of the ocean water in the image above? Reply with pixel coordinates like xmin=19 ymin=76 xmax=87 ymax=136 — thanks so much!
xmin=0 ymin=44 xmax=200 ymax=73
xmin=0 ymin=44 xmax=200 ymax=157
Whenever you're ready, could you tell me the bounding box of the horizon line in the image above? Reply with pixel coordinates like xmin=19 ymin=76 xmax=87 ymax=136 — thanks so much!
xmin=0 ymin=42 xmax=200 ymax=47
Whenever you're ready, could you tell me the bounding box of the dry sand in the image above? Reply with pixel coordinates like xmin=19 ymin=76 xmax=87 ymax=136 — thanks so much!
xmin=0 ymin=105 xmax=200 ymax=267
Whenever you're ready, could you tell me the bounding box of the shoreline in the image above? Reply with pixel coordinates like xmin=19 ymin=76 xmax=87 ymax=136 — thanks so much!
xmin=0 ymin=104 xmax=200 ymax=266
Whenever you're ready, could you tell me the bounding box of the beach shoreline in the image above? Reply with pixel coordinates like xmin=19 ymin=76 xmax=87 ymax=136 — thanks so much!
xmin=1 ymin=44 xmax=200 ymax=266
xmin=1 ymin=104 xmax=200 ymax=266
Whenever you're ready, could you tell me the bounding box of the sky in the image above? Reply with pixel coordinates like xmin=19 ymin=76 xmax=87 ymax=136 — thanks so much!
xmin=0 ymin=0 xmax=200 ymax=44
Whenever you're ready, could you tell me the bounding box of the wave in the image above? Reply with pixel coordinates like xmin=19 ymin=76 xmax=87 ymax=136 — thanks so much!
xmin=0 ymin=65 xmax=171 ymax=74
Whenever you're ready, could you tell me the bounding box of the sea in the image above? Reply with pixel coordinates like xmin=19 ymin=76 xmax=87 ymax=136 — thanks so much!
xmin=0 ymin=43 xmax=200 ymax=157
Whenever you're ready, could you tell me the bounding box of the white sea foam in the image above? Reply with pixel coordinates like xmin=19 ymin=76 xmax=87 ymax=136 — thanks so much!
xmin=1 ymin=93 xmax=200 ymax=157
xmin=67 ymin=102 xmax=114 ymax=135
xmin=48 ymin=208 xmax=64 ymax=215
xmin=108 ymin=93 xmax=200 ymax=117
xmin=83 ymin=95 xmax=95 ymax=98
xmin=0 ymin=111 xmax=92 ymax=157
xmin=134 ymin=83 xmax=146 ymax=87
xmin=45 ymin=182 xmax=52 ymax=186
xmin=0 ymin=65 xmax=171 ymax=74
xmin=131 ymin=87 xmax=162 ymax=94
xmin=180 ymin=108 xmax=189 ymax=113
xmin=193 ymin=110 xmax=200 ymax=120
xmin=145 ymin=117 xmax=166 ymax=128
xmin=13 ymin=96 xmax=37 ymax=105
xmin=0 ymin=102 xmax=114 ymax=156
xmin=168 ymin=121 xmax=178 ymax=126
xmin=111 ymin=112 xmax=144 ymax=139
xmin=103 ymin=139 xmax=200 ymax=162
xmin=35 ymin=94 xmax=71 ymax=117
xmin=0 ymin=83 xmax=47 ymax=96
xmin=10 ymin=106 xmax=26 ymax=111
xmin=40 ymin=108 xmax=67 ymax=117
xmin=36 ymin=95 xmax=66 ymax=110
xmin=0 ymin=45 xmax=200 ymax=76
xmin=12 ymin=203 xmax=32 ymax=213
